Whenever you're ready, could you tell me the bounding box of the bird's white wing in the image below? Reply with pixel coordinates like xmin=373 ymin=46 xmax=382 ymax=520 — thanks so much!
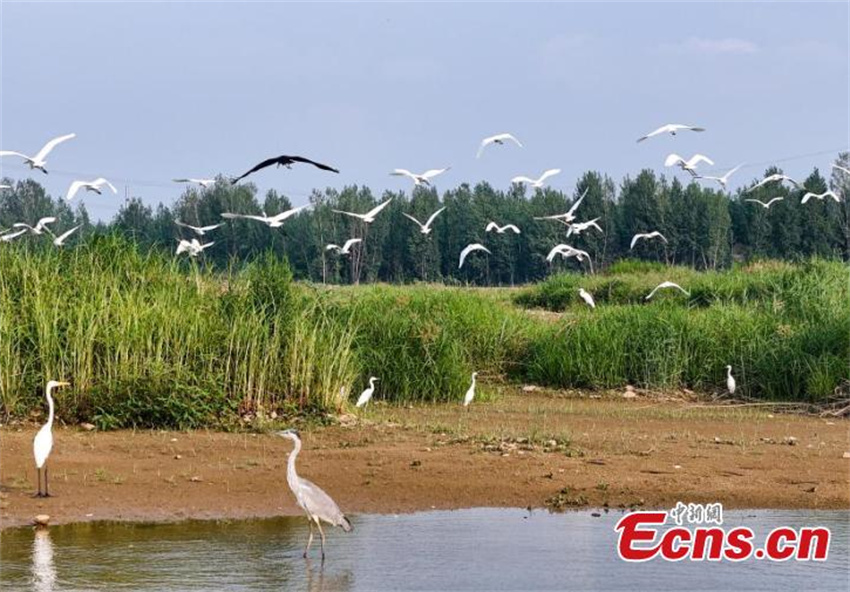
xmin=390 ymin=169 xmax=416 ymax=180
xmin=766 ymin=197 xmax=784 ymax=207
xmin=537 ymin=169 xmax=561 ymax=184
xmin=655 ymin=232 xmax=668 ymax=243
xmin=501 ymin=133 xmax=523 ymax=148
xmin=326 ymin=244 xmax=341 ymax=251
xmin=34 ymin=133 xmax=76 ymax=162
xmin=687 ymin=154 xmax=714 ymax=167
xmin=511 ymin=176 xmax=536 ymax=185
xmin=722 ymin=164 xmax=744 ymax=180
xmin=630 ymin=234 xmax=645 ymax=249
xmin=176 ymin=240 xmax=191 ymax=254
xmin=566 ymin=188 xmax=589 ymax=217
xmin=423 ymin=207 xmax=446 ymax=228
xmin=65 ymin=181 xmax=86 ymax=201
xmin=221 ymin=212 xmax=269 ymax=223
xmin=298 ymin=478 xmax=349 ymax=529
xmin=402 ymin=212 xmax=425 ymax=229
xmin=637 ymin=125 xmax=670 ymax=143
xmin=199 ymin=241 xmax=215 ymax=250
xmin=485 ymin=222 xmax=499 ymax=232
xmin=546 ymin=245 xmax=568 ymax=262
xmin=1 ymin=228 xmax=28 ymax=241
xmin=664 ymin=154 xmax=685 ymax=167
xmin=35 ymin=217 xmax=57 ymax=231
xmin=458 ymin=243 xmax=491 ymax=269
xmin=93 ymin=178 xmax=117 ymax=193
xmin=833 ymin=164 xmax=850 ymax=176
xmin=0 ymin=150 xmax=29 ymax=159
xmin=801 ymin=193 xmax=814 ymax=204
xmin=503 ymin=224 xmax=521 ymax=234
xmin=200 ymin=224 xmax=223 ymax=232
xmin=421 ymin=168 xmax=449 ymax=180
xmin=364 ymin=199 xmax=393 ymax=219
xmin=342 ymin=238 xmax=362 ymax=251
xmin=269 ymin=205 xmax=309 ymax=223
xmin=53 ymin=225 xmax=81 ymax=246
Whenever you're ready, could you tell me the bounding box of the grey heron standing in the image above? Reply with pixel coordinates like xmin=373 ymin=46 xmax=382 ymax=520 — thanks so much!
xmin=278 ymin=430 xmax=352 ymax=560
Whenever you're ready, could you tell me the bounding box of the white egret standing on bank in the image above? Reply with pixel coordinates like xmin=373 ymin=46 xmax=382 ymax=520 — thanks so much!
xmin=278 ymin=430 xmax=352 ymax=560
xmin=33 ymin=381 xmax=70 ymax=497
xmin=355 ymin=377 xmax=378 ymax=408
xmin=726 ymin=365 xmax=736 ymax=395
xmin=578 ymin=288 xmax=596 ymax=309
xmin=464 ymin=372 xmax=478 ymax=408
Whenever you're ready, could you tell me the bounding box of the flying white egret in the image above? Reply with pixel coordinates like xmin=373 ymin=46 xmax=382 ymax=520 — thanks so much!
xmin=726 ymin=365 xmax=736 ymax=395
xmin=566 ymin=218 xmax=602 ymax=237
xmin=630 ymin=231 xmax=668 ymax=250
xmin=390 ymin=167 xmax=450 ymax=186
xmin=0 ymin=228 xmax=28 ymax=242
xmin=744 ymin=197 xmax=784 ymax=209
xmin=52 ymin=225 xmax=81 ymax=247
xmin=485 ymin=222 xmax=521 ymax=234
xmin=332 ymin=199 xmax=393 ymax=223
xmin=463 ymin=372 xmax=478 ymax=407
xmin=176 ymin=238 xmax=214 ymax=257
xmin=800 ymin=190 xmax=840 ymax=204
xmin=355 ymin=377 xmax=378 ymax=408
xmin=696 ymin=163 xmax=744 ymax=190
xmin=511 ymin=168 xmax=561 ymax=188
xmin=645 ymin=281 xmax=690 ymax=300
xmin=14 ymin=217 xmax=56 ymax=235
xmin=0 ymin=133 xmax=75 ymax=173
xmin=65 ymin=178 xmax=117 ymax=201
xmin=745 ymin=174 xmax=801 ymax=193
xmin=173 ymin=178 xmax=216 ymax=188
xmin=278 ymin=429 xmax=352 ymax=560
xmin=33 ymin=380 xmax=70 ymax=497
xmin=636 ymin=124 xmax=705 ymax=143
xmin=174 ymin=221 xmax=223 ymax=236
xmin=534 ymin=188 xmax=589 ymax=224
xmin=402 ymin=207 xmax=446 ymax=235
xmin=476 ymin=133 xmax=523 ymax=158
xmin=833 ymin=164 xmax=850 ymax=176
xmin=221 ymin=205 xmax=308 ymax=227
xmin=326 ymin=238 xmax=362 ymax=255
xmin=664 ymin=153 xmax=714 ymax=176
xmin=545 ymin=244 xmax=591 ymax=263
xmin=578 ymin=288 xmax=596 ymax=309
xmin=458 ymin=243 xmax=491 ymax=269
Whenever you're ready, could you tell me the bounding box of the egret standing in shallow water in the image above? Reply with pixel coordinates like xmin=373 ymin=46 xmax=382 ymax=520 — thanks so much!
xmin=278 ymin=430 xmax=352 ymax=560
xmin=726 ymin=365 xmax=736 ymax=395
xmin=464 ymin=372 xmax=478 ymax=408
xmin=355 ymin=377 xmax=378 ymax=408
xmin=33 ymin=381 xmax=70 ymax=497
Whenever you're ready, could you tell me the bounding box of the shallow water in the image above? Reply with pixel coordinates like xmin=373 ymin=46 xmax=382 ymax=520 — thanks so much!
xmin=1 ymin=509 xmax=847 ymax=591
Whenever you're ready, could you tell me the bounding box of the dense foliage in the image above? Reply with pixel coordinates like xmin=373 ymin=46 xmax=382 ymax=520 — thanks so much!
xmin=1 ymin=153 xmax=848 ymax=285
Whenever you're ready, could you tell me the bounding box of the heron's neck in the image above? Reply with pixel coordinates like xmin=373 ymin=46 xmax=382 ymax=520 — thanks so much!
xmin=286 ymin=438 xmax=301 ymax=488
xmin=471 ymin=375 xmax=477 ymax=387
xmin=45 ymin=389 xmax=55 ymax=429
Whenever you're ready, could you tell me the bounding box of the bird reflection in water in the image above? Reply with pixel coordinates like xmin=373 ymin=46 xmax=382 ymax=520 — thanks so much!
xmin=32 ymin=529 xmax=56 ymax=592
xmin=304 ymin=558 xmax=354 ymax=592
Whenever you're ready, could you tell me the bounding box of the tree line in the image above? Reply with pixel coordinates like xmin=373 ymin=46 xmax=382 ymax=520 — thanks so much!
xmin=2 ymin=153 xmax=848 ymax=285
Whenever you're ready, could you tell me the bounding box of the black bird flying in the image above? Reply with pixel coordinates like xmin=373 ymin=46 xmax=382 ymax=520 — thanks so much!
xmin=231 ymin=155 xmax=340 ymax=184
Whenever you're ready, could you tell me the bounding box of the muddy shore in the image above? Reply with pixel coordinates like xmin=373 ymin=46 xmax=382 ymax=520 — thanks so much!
xmin=1 ymin=392 xmax=847 ymax=529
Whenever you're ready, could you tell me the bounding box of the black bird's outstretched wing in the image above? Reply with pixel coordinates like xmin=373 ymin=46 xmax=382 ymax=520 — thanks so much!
xmin=231 ymin=155 xmax=340 ymax=184
xmin=231 ymin=157 xmax=282 ymax=184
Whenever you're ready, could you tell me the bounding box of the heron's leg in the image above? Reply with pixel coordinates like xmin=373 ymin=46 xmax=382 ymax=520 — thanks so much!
xmin=303 ymin=520 xmax=314 ymax=558
xmin=44 ymin=466 xmax=50 ymax=497
xmin=316 ymin=520 xmax=326 ymax=561
xmin=34 ymin=468 xmax=42 ymax=497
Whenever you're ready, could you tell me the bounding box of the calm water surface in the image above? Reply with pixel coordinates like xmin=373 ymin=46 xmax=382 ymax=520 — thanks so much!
xmin=1 ymin=509 xmax=847 ymax=591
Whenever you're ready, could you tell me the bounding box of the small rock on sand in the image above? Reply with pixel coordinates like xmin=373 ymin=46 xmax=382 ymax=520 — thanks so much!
xmin=80 ymin=422 xmax=95 ymax=431
xmin=843 ymin=452 xmax=850 ymax=459
xmin=33 ymin=514 xmax=50 ymax=527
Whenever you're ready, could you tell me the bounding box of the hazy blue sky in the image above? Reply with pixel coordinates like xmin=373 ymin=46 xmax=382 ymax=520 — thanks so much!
xmin=1 ymin=1 xmax=848 ymax=219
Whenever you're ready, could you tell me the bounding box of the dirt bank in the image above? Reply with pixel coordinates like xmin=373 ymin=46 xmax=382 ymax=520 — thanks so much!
xmin=1 ymin=391 xmax=848 ymax=528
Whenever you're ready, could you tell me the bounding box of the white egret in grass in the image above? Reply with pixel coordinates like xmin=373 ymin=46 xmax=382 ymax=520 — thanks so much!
xmin=566 ymin=218 xmax=602 ymax=237
xmin=630 ymin=231 xmax=668 ymax=250
xmin=52 ymin=225 xmax=82 ymax=247
xmin=463 ymin=372 xmax=478 ymax=407
xmin=664 ymin=153 xmax=714 ymax=176
xmin=278 ymin=429 xmax=352 ymax=560
xmin=745 ymin=173 xmax=801 ymax=193
xmin=221 ymin=205 xmax=308 ymax=228
xmin=800 ymin=190 xmax=840 ymax=204
xmin=65 ymin=178 xmax=117 ymax=201
xmin=33 ymin=380 xmax=70 ymax=497
xmin=355 ymin=377 xmax=378 ymax=408
xmin=326 ymin=238 xmax=361 ymax=256
xmin=1 ymin=228 xmax=28 ymax=242
xmin=173 ymin=178 xmax=216 ymax=188
xmin=476 ymin=133 xmax=523 ymax=158
xmin=332 ymin=198 xmax=393 ymax=224
xmin=402 ymin=207 xmax=446 ymax=235
xmin=696 ymin=163 xmax=744 ymax=190
xmin=645 ymin=281 xmax=690 ymax=300
xmin=0 ymin=133 xmax=75 ymax=173
xmin=390 ymin=167 xmax=450 ymax=186
xmin=578 ymin=288 xmax=595 ymax=309
xmin=726 ymin=365 xmax=736 ymax=395
xmin=511 ymin=168 xmax=561 ymax=189
xmin=174 ymin=221 xmax=223 ymax=236
xmin=534 ymin=188 xmax=588 ymax=224
xmin=458 ymin=243 xmax=491 ymax=269
xmin=636 ymin=123 xmax=705 ymax=143
xmin=485 ymin=222 xmax=521 ymax=234
xmin=744 ymin=197 xmax=784 ymax=209
xmin=176 ymin=238 xmax=214 ymax=257
xmin=14 ymin=217 xmax=56 ymax=235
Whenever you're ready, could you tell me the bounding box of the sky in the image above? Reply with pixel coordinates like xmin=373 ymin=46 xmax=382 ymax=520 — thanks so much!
xmin=1 ymin=1 xmax=848 ymax=220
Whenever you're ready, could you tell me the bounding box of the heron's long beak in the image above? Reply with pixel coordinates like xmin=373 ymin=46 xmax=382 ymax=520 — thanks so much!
xmin=57 ymin=382 xmax=71 ymax=387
